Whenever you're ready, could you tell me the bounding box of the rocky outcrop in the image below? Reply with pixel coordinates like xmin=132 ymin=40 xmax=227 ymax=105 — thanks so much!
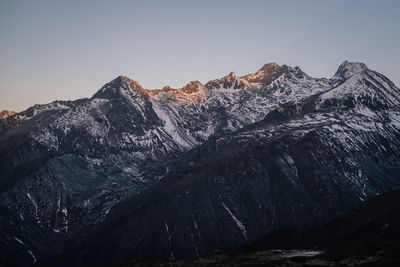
xmin=0 ymin=110 xmax=16 ymax=120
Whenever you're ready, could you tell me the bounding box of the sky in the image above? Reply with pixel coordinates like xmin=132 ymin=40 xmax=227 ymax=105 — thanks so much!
xmin=1 ymin=0 xmax=399 ymax=112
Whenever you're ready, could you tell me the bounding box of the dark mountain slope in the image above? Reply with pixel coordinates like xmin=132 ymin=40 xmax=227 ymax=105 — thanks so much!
xmin=110 ymin=190 xmax=400 ymax=267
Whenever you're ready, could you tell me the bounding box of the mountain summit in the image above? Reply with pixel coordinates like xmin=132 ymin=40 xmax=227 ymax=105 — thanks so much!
xmin=92 ymin=75 xmax=148 ymax=99
xmin=0 ymin=110 xmax=16 ymax=120
xmin=334 ymin=60 xmax=368 ymax=79
xmin=241 ymin=62 xmax=282 ymax=84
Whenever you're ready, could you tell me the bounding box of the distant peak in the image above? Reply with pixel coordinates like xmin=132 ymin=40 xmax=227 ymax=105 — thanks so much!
xmin=162 ymin=86 xmax=173 ymax=91
xmin=181 ymin=81 xmax=204 ymax=94
xmin=204 ymin=71 xmax=244 ymax=90
xmin=115 ymin=76 xmax=145 ymax=91
xmin=334 ymin=61 xmax=368 ymax=79
xmin=241 ymin=62 xmax=282 ymax=84
xmin=259 ymin=62 xmax=280 ymax=72
xmin=0 ymin=110 xmax=16 ymax=120
xmin=92 ymin=75 xmax=146 ymax=99
xmin=225 ymin=72 xmax=237 ymax=79
xmin=187 ymin=80 xmax=202 ymax=86
xmin=218 ymin=72 xmax=239 ymax=82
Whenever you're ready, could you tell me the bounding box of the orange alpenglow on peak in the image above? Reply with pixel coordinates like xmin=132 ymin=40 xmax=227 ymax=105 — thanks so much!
xmin=118 ymin=76 xmax=146 ymax=91
xmin=241 ymin=62 xmax=282 ymax=84
xmin=0 ymin=110 xmax=16 ymax=119
xmin=94 ymin=62 xmax=286 ymax=100
xmin=180 ymin=81 xmax=204 ymax=94
xmin=162 ymin=86 xmax=173 ymax=91
xmin=225 ymin=72 xmax=237 ymax=79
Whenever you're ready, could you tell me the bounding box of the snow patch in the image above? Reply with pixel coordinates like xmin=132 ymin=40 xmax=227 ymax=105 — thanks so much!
xmin=26 ymin=192 xmax=39 ymax=220
xmin=222 ymin=202 xmax=248 ymax=241
xmin=164 ymin=221 xmax=175 ymax=261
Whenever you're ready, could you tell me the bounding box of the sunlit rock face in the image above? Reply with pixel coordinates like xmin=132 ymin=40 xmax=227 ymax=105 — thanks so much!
xmin=0 ymin=61 xmax=400 ymax=266
xmin=241 ymin=62 xmax=283 ymax=84
xmin=0 ymin=110 xmax=16 ymax=120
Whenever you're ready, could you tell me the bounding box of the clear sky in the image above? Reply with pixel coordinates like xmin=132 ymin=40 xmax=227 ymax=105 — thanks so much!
xmin=1 ymin=0 xmax=399 ymax=112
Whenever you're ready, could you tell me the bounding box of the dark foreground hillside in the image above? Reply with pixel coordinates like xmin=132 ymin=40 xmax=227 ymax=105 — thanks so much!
xmin=110 ymin=189 xmax=400 ymax=267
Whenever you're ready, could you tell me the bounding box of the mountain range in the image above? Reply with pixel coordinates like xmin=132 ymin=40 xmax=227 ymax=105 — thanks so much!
xmin=0 ymin=61 xmax=399 ymax=266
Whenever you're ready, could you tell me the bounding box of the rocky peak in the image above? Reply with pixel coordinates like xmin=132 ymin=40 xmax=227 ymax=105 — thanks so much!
xmin=241 ymin=62 xmax=283 ymax=84
xmin=119 ymin=76 xmax=145 ymax=91
xmin=259 ymin=62 xmax=281 ymax=73
xmin=205 ymin=71 xmax=247 ymax=90
xmin=180 ymin=81 xmax=204 ymax=94
xmin=162 ymin=86 xmax=173 ymax=92
xmin=112 ymin=76 xmax=146 ymax=94
xmin=92 ymin=75 xmax=147 ymax=99
xmin=223 ymin=72 xmax=237 ymax=80
xmin=280 ymin=65 xmax=309 ymax=79
xmin=334 ymin=61 xmax=368 ymax=80
xmin=0 ymin=110 xmax=16 ymax=120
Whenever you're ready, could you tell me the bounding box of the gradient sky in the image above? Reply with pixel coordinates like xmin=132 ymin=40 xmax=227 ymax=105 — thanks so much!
xmin=1 ymin=0 xmax=399 ymax=112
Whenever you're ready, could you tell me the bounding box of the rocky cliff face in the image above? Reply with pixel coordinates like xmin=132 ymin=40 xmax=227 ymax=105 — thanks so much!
xmin=0 ymin=61 xmax=399 ymax=266
xmin=0 ymin=110 xmax=16 ymax=120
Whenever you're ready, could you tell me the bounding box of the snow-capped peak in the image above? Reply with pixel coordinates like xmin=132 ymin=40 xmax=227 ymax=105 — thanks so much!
xmin=92 ymin=75 xmax=147 ymax=99
xmin=334 ymin=61 xmax=368 ymax=80
xmin=117 ymin=76 xmax=145 ymax=92
xmin=241 ymin=62 xmax=282 ymax=84
xmin=205 ymin=71 xmax=247 ymax=90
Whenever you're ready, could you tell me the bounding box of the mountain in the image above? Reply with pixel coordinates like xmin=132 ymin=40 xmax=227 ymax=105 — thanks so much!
xmin=54 ymin=61 xmax=400 ymax=266
xmin=0 ymin=61 xmax=399 ymax=266
xmin=0 ymin=110 xmax=16 ymax=120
